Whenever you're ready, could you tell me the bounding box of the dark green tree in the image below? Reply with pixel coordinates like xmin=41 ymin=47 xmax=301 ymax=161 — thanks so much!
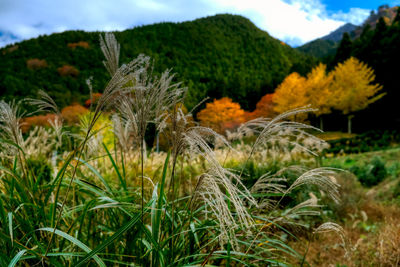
xmin=334 ymin=32 xmax=353 ymax=64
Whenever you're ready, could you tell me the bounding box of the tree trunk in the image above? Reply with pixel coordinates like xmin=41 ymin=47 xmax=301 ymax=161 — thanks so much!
xmin=319 ymin=116 xmax=324 ymax=131
xmin=347 ymin=115 xmax=354 ymax=134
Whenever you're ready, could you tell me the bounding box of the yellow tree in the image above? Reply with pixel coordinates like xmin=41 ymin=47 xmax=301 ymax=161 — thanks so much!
xmin=330 ymin=57 xmax=384 ymax=133
xmin=305 ymin=63 xmax=334 ymax=130
xmin=197 ymin=97 xmax=245 ymax=134
xmin=272 ymin=72 xmax=308 ymax=121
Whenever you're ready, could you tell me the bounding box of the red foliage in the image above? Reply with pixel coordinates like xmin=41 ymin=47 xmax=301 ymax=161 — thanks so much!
xmin=61 ymin=104 xmax=89 ymax=124
xmin=246 ymin=93 xmax=276 ymax=121
xmin=21 ymin=113 xmax=57 ymax=133
xmin=26 ymin=58 xmax=48 ymax=70
xmin=85 ymin=93 xmax=102 ymax=107
xmin=67 ymin=41 xmax=90 ymax=49
xmin=57 ymin=65 xmax=79 ymax=77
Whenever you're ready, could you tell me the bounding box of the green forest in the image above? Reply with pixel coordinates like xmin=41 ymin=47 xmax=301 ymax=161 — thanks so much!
xmin=0 ymin=14 xmax=315 ymax=111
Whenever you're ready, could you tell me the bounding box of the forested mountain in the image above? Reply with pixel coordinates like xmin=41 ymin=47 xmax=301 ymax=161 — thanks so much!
xmin=298 ymin=5 xmax=399 ymax=59
xmin=0 ymin=14 xmax=316 ymax=111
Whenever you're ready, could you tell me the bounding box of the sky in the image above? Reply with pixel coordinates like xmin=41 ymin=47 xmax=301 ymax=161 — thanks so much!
xmin=0 ymin=0 xmax=397 ymax=48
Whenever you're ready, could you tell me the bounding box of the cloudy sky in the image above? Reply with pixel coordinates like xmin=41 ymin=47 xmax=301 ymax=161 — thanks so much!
xmin=0 ymin=0 xmax=397 ymax=48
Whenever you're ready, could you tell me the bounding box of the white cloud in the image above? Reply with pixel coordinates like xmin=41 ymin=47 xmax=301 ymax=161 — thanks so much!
xmin=0 ymin=0 xmax=371 ymax=48
xmin=331 ymin=8 xmax=370 ymax=25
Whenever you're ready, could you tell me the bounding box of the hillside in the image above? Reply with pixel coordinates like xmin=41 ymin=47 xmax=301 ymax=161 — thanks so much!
xmin=321 ymin=23 xmax=357 ymax=42
xmin=0 ymin=14 xmax=316 ymax=111
xmin=297 ymin=23 xmax=356 ymax=58
xmin=298 ymin=5 xmax=399 ymax=59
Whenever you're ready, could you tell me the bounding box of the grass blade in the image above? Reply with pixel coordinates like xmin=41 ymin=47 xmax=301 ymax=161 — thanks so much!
xmin=38 ymin=227 xmax=106 ymax=267
xmin=102 ymin=143 xmax=126 ymax=190
xmin=75 ymin=199 xmax=154 ymax=267
xmin=8 ymin=249 xmax=27 ymax=267
xmin=8 ymin=212 xmax=13 ymax=247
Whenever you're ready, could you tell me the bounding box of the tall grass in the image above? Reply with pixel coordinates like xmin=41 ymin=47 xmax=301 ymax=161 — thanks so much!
xmin=0 ymin=33 xmax=341 ymax=266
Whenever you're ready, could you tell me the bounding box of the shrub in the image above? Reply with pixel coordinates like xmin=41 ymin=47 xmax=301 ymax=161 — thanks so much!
xmin=26 ymin=58 xmax=48 ymax=70
xmin=21 ymin=113 xmax=57 ymax=132
xmin=67 ymin=41 xmax=90 ymax=49
xmin=353 ymin=157 xmax=387 ymax=187
xmin=57 ymin=65 xmax=79 ymax=77
xmin=61 ymin=104 xmax=88 ymax=124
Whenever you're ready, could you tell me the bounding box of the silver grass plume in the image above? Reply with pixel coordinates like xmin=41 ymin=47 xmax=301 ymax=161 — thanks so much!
xmin=27 ymin=89 xmax=60 ymax=115
xmin=117 ymin=66 xmax=186 ymax=145
xmin=286 ymin=167 xmax=341 ymax=203
xmin=195 ymin=166 xmax=257 ymax=250
xmin=112 ymin=114 xmax=136 ymax=151
xmin=313 ymin=222 xmax=350 ymax=256
xmin=0 ymin=100 xmax=25 ymax=156
xmin=276 ymin=195 xmax=321 ymax=227
xmin=239 ymin=107 xmax=322 ymax=157
xmin=22 ymin=126 xmax=56 ymax=157
xmin=49 ymin=117 xmax=66 ymax=150
xmin=100 ymin=33 xmax=120 ymax=76
xmin=250 ymin=173 xmax=287 ymax=210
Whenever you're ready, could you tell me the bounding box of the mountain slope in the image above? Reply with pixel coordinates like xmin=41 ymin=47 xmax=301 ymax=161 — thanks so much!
xmin=0 ymin=14 xmax=316 ymax=111
xmin=297 ymin=23 xmax=356 ymax=58
xmin=321 ymin=23 xmax=357 ymax=42
xmin=298 ymin=5 xmax=399 ymax=59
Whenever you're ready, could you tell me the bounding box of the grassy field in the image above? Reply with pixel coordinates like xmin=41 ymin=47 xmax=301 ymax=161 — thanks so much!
xmin=0 ymin=33 xmax=399 ymax=266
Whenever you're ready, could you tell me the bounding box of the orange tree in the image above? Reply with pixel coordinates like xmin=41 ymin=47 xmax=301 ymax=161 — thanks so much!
xmin=272 ymin=72 xmax=308 ymax=121
xmin=197 ymin=97 xmax=245 ymax=134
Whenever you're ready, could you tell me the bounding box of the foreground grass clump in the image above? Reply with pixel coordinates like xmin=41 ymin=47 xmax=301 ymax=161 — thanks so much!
xmin=0 ymin=34 xmax=341 ymax=266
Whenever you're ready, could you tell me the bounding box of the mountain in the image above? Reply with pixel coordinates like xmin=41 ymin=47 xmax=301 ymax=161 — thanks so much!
xmin=321 ymin=23 xmax=357 ymax=42
xmin=353 ymin=4 xmax=399 ymax=37
xmin=298 ymin=5 xmax=399 ymax=59
xmin=0 ymin=14 xmax=316 ymax=111
xmin=297 ymin=23 xmax=356 ymax=58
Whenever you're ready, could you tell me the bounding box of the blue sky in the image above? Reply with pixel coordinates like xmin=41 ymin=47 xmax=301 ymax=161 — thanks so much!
xmin=0 ymin=0 xmax=398 ymax=48
xmin=323 ymin=0 xmax=392 ymax=13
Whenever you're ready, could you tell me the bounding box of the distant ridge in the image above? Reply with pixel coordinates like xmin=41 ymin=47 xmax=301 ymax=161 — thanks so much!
xmin=298 ymin=5 xmax=399 ymax=58
xmin=321 ymin=23 xmax=357 ymax=42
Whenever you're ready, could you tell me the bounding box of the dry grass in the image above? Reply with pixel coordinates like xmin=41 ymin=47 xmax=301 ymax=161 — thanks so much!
xmin=290 ymin=175 xmax=400 ymax=267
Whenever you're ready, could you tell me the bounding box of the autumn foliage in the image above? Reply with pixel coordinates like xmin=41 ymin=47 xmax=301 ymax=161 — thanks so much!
xmin=85 ymin=93 xmax=103 ymax=107
xmin=57 ymin=65 xmax=79 ymax=77
xmin=197 ymin=97 xmax=245 ymax=134
xmin=330 ymin=57 xmax=384 ymax=115
xmin=246 ymin=93 xmax=276 ymax=120
xmin=67 ymin=41 xmax=90 ymax=49
xmin=272 ymin=72 xmax=309 ymax=121
xmin=26 ymin=59 xmax=48 ymax=70
xmin=271 ymin=58 xmax=382 ymax=130
xmin=21 ymin=113 xmax=57 ymax=133
xmin=61 ymin=104 xmax=89 ymax=124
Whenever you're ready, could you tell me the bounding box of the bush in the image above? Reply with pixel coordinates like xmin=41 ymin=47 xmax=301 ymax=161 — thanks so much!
xmin=57 ymin=65 xmax=79 ymax=77
xmin=353 ymin=157 xmax=387 ymax=187
xmin=26 ymin=58 xmax=48 ymax=70
xmin=324 ymin=130 xmax=400 ymax=155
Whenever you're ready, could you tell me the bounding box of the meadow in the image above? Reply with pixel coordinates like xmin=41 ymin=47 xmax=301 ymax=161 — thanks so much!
xmin=0 ymin=33 xmax=399 ymax=266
